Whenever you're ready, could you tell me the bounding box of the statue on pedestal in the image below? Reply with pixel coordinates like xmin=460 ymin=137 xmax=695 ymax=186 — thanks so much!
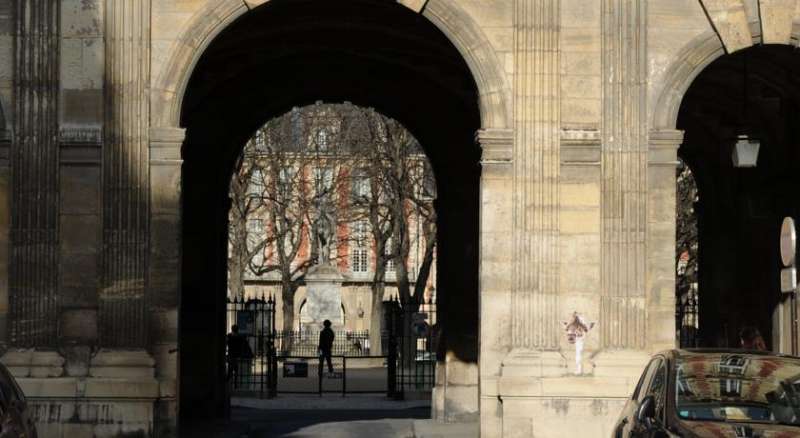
xmin=314 ymin=197 xmax=335 ymax=264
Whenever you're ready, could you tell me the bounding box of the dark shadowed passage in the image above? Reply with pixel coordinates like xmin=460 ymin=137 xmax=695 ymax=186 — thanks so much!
xmin=179 ymin=0 xmax=482 ymax=422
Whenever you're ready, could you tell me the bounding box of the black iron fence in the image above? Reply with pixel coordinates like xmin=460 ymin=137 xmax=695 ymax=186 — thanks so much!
xmin=226 ymin=296 xmax=276 ymax=399
xmin=676 ymin=290 xmax=699 ymax=348
xmin=225 ymin=295 xmax=437 ymax=400
xmin=274 ymin=330 xmax=377 ymax=356
xmin=386 ymin=297 xmax=438 ymax=399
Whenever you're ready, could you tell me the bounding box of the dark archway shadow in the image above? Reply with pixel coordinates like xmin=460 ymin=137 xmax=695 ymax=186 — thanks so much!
xmin=677 ymin=44 xmax=800 ymax=349
xmin=179 ymin=0 xmax=482 ymax=421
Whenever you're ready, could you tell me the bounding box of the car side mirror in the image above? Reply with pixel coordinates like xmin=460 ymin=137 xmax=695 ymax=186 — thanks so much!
xmin=636 ymin=395 xmax=657 ymax=426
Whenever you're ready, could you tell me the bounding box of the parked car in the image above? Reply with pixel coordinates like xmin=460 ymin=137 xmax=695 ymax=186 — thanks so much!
xmin=613 ymin=349 xmax=800 ymax=437
xmin=0 ymin=363 xmax=36 ymax=438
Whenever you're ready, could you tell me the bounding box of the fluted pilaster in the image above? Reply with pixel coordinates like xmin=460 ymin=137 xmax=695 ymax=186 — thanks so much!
xmin=10 ymin=0 xmax=60 ymax=347
xmin=600 ymin=0 xmax=648 ymax=349
xmin=101 ymin=0 xmax=151 ymax=348
xmin=512 ymin=0 xmax=561 ymax=350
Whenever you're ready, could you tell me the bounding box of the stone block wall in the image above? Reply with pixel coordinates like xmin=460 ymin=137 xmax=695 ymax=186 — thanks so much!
xmin=0 ymin=0 xmax=796 ymax=436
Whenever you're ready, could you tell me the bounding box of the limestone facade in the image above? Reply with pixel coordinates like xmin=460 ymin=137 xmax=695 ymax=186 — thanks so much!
xmin=0 ymin=0 xmax=796 ymax=437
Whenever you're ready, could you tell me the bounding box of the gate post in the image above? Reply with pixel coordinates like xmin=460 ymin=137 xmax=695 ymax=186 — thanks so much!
xmin=269 ymin=295 xmax=277 ymax=398
xmin=387 ymin=300 xmax=398 ymax=399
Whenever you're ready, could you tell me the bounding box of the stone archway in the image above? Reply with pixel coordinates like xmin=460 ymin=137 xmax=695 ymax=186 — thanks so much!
xmin=653 ymin=38 xmax=800 ymax=351
xmin=160 ymin=0 xmax=514 ymax=423
xmin=652 ymin=31 xmax=726 ymax=132
xmin=151 ymin=0 xmax=511 ymax=132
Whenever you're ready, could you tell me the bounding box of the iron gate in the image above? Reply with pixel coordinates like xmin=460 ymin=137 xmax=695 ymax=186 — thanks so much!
xmin=386 ymin=297 xmax=437 ymax=399
xmin=226 ymin=295 xmax=276 ymax=398
xmin=225 ymin=295 xmax=437 ymax=400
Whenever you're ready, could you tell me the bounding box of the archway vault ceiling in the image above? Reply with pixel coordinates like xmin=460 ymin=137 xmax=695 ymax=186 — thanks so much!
xmin=180 ymin=0 xmax=483 ymax=190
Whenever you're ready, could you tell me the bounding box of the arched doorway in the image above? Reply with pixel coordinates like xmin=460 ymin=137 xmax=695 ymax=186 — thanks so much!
xmin=174 ymin=0 xmax=504 ymax=421
xmin=674 ymin=44 xmax=800 ymax=349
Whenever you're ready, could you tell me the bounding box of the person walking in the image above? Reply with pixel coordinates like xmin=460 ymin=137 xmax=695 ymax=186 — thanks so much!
xmin=318 ymin=320 xmax=335 ymax=374
xmin=227 ymin=324 xmax=253 ymax=388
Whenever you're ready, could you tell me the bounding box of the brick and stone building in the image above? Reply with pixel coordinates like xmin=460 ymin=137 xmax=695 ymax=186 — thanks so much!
xmin=0 ymin=0 xmax=799 ymax=437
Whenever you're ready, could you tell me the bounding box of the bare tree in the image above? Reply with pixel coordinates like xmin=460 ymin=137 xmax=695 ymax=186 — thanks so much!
xmin=351 ymin=109 xmax=437 ymax=354
xmin=229 ymin=104 xmax=358 ymax=333
xmin=228 ymin=103 xmax=437 ymax=349
xmin=228 ymin=151 xmax=265 ymax=300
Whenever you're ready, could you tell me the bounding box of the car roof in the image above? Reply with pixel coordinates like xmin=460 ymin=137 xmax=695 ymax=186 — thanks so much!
xmin=656 ymin=348 xmax=800 ymax=360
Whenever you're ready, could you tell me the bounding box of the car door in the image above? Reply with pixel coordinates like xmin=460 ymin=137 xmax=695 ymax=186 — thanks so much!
xmin=631 ymin=357 xmax=669 ymax=438
xmin=616 ymin=357 xmax=662 ymax=438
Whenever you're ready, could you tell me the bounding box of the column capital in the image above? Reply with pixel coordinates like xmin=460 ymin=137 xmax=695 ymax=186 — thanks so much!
xmin=648 ymin=129 xmax=684 ymax=166
xmin=150 ymin=126 xmax=186 ymax=145
xmin=150 ymin=127 xmax=185 ymax=164
xmin=561 ymin=128 xmax=600 ymax=164
xmin=476 ymin=128 xmax=513 ymax=164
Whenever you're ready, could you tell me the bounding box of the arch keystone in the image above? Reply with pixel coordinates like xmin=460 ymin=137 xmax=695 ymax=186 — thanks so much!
xmin=154 ymin=0 xmax=511 ymax=132
xmin=699 ymin=0 xmax=754 ymax=53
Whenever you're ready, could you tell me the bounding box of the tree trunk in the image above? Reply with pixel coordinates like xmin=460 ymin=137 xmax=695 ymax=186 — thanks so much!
xmin=413 ymin=229 xmax=435 ymax=301
xmin=228 ymin=212 xmax=247 ymax=299
xmin=369 ymin=280 xmax=385 ymax=355
xmin=281 ymin=277 xmax=297 ymax=353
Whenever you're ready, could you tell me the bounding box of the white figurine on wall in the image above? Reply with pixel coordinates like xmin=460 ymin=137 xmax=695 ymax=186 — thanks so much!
xmin=562 ymin=312 xmax=595 ymax=375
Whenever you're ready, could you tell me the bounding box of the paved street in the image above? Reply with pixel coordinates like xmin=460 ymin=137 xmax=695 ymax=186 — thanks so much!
xmin=180 ymin=396 xmax=477 ymax=438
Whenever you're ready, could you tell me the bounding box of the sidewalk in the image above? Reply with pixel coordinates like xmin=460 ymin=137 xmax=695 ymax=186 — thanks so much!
xmin=180 ymin=397 xmax=478 ymax=438
xmin=232 ymin=394 xmax=430 ymax=410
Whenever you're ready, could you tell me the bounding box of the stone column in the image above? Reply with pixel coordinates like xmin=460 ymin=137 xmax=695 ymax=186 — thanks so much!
xmin=101 ymin=0 xmax=151 ymax=349
xmin=58 ymin=128 xmax=103 ymax=376
xmin=598 ymin=0 xmax=648 ymax=350
xmin=647 ymin=129 xmax=683 ymax=351
xmin=149 ymin=126 xmax=184 ymax=438
xmin=509 ymin=0 xmax=561 ymax=354
xmin=496 ymin=2 xmax=563 ymax=435
xmin=9 ymin=0 xmax=61 ymax=350
xmin=477 ymin=128 xmax=513 ymax=436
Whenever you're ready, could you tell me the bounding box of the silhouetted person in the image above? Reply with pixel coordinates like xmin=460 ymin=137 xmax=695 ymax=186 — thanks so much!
xmin=318 ymin=320 xmax=335 ymax=373
xmin=227 ymin=324 xmax=253 ymax=388
xmin=740 ymin=326 xmax=767 ymax=351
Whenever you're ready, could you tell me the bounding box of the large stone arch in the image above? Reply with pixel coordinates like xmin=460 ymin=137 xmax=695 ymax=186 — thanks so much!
xmin=651 ymin=31 xmax=726 ymax=131
xmin=167 ymin=0 xmax=512 ymax=423
xmin=653 ymin=19 xmax=800 ymax=131
xmin=151 ymin=0 xmax=512 ymax=132
xmin=653 ymin=33 xmax=800 ymax=352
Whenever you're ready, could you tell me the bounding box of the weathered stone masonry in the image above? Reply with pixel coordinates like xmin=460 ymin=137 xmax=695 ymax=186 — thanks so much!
xmin=0 ymin=0 xmax=797 ymax=437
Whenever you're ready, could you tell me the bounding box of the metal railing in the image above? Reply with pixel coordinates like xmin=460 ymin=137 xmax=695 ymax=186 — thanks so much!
xmin=274 ymin=330 xmax=379 ymax=356
xmin=225 ymin=295 xmax=438 ymax=400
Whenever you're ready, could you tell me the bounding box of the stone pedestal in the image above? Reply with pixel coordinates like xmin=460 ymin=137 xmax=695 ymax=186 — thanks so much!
xmin=1 ymin=349 xmax=65 ymax=378
xmin=494 ymin=349 xmax=649 ymax=438
xmin=303 ymin=263 xmax=344 ymax=334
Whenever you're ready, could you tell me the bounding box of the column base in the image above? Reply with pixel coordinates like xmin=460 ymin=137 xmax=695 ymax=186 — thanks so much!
xmin=1 ymin=349 xmax=64 ymax=377
xmin=6 ymin=349 xmax=164 ymax=438
xmin=495 ymin=348 xmax=649 ymax=437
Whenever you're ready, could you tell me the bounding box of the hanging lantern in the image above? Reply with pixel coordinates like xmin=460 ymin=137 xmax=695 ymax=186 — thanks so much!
xmin=731 ymin=134 xmax=760 ymax=168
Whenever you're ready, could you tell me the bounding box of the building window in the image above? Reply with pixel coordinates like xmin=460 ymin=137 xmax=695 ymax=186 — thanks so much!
xmin=386 ymin=236 xmax=396 ymax=273
xmin=316 ymin=128 xmax=329 ymax=151
xmin=314 ymin=167 xmax=333 ymax=196
xmin=351 ymin=220 xmax=369 ymax=273
xmin=254 ymin=130 xmax=268 ymax=151
xmin=247 ymin=219 xmax=265 ymax=266
xmin=352 ymin=175 xmax=370 ymax=200
xmin=248 ymin=169 xmax=264 ymax=197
